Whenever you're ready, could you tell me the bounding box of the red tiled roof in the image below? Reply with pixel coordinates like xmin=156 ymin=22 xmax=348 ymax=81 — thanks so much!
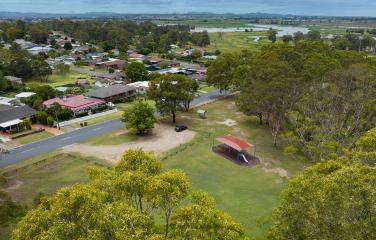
xmin=216 ymin=135 xmax=254 ymax=151
xmin=43 ymin=95 xmax=105 ymax=112
xmin=104 ymin=60 xmax=127 ymax=66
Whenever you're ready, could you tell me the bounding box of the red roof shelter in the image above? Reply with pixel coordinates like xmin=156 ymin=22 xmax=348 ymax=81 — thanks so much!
xmin=216 ymin=135 xmax=254 ymax=152
xmin=213 ymin=135 xmax=259 ymax=166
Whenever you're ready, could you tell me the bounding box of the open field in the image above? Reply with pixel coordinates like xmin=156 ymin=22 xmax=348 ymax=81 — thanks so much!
xmin=26 ymin=71 xmax=91 ymax=87
xmin=154 ymin=19 xmax=252 ymax=28
xmin=0 ymin=151 xmax=110 ymax=239
xmin=205 ymin=32 xmax=269 ymax=52
xmin=0 ymin=151 xmax=110 ymax=206
xmin=161 ymin=96 xmax=309 ymax=239
xmin=2 ymin=97 xmax=308 ymax=239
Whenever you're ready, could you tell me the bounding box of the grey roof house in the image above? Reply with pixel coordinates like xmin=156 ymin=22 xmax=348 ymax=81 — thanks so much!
xmin=5 ymin=76 xmax=22 ymax=84
xmin=86 ymin=84 xmax=136 ymax=102
xmin=0 ymin=104 xmax=36 ymax=132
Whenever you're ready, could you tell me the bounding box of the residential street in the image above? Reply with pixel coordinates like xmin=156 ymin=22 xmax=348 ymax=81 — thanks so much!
xmin=0 ymin=90 xmax=224 ymax=167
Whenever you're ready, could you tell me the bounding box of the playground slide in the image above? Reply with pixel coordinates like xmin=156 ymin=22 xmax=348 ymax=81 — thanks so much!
xmin=240 ymin=154 xmax=249 ymax=163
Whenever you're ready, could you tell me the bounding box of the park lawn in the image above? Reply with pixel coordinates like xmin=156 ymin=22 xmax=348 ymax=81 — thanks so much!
xmin=14 ymin=131 xmax=53 ymax=145
xmin=26 ymin=71 xmax=91 ymax=87
xmin=206 ymin=32 xmax=269 ymax=53
xmin=68 ymin=111 xmax=123 ymax=129
xmin=0 ymin=151 xmax=110 ymax=206
xmin=81 ymin=129 xmax=137 ymax=146
xmin=161 ymin=96 xmax=308 ymax=239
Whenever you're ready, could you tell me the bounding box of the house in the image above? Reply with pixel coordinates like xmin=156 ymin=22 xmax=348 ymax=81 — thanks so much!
xmin=15 ymin=92 xmax=36 ymax=100
xmin=43 ymin=95 xmax=106 ymax=115
xmin=14 ymin=39 xmax=37 ymax=49
xmin=94 ymin=80 xmax=112 ymax=88
xmin=28 ymin=46 xmax=52 ymax=55
xmin=96 ymin=59 xmax=127 ymax=70
xmin=128 ymin=52 xmax=145 ymax=62
xmin=86 ymin=84 xmax=136 ymax=102
xmin=148 ymin=56 xmax=162 ymax=64
xmin=126 ymin=81 xmax=149 ymax=95
xmin=0 ymin=96 xmax=18 ymax=106
xmin=5 ymin=76 xmax=22 ymax=84
xmin=0 ymin=104 xmax=35 ymax=132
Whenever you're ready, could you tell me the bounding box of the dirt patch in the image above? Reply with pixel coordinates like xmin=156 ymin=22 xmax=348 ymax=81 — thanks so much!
xmin=62 ymin=124 xmax=196 ymax=163
xmin=3 ymin=179 xmax=23 ymax=192
xmin=263 ymin=167 xmax=291 ymax=179
xmin=216 ymin=119 xmax=237 ymax=127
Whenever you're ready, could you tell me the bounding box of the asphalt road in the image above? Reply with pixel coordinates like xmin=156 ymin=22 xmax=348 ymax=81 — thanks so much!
xmin=0 ymin=90 xmax=224 ymax=168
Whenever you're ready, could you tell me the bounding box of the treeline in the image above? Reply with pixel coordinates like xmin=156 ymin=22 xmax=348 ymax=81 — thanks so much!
xmin=207 ymin=41 xmax=376 ymax=161
xmin=0 ymin=44 xmax=51 ymax=81
xmin=346 ymin=27 xmax=376 ymax=35
xmin=0 ymin=20 xmax=211 ymax=54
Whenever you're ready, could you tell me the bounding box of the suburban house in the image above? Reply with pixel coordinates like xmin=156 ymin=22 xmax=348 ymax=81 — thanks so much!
xmin=127 ymin=81 xmax=149 ymax=95
xmin=96 ymin=59 xmax=127 ymax=70
xmin=5 ymin=76 xmax=22 ymax=84
xmin=0 ymin=96 xmax=18 ymax=106
xmin=15 ymin=92 xmax=36 ymax=100
xmin=94 ymin=79 xmax=112 ymax=88
xmin=148 ymin=56 xmax=162 ymax=64
xmin=86 ymin=84 xmax=136 ymax=102
xmin=0 ymin=104 xmax=35 ymax=133
xmin=43 ymin=95 xmax=106 ymax=115
xmin=128 ymin=52 xmax=145 ymax=62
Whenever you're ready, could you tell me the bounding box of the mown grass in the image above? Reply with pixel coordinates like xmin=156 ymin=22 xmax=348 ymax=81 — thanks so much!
xmin=162 ymin=96 xmax=309 ymax=239
xmin=15 ymin=131 xmax=53 ymax=145
xmin=26 ymin=71 xmax=91 ymax=87
xmin=80 ymin=129 xmax=137 ymax=146
xmin=205 ymin=32 xmax=270 ymax=53
xmin=0 ymin=151 xmax=110 ymax=206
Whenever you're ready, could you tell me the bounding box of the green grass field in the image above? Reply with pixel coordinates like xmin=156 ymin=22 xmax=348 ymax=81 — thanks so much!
xmin=0 ymin=151 xmax=110 ymax=206
xmin=205 ymin=32 xmax=270 ymax=53
xmin=154 ymin=19 xmax=252 ymax=28
xmin=162 ymin=96 xmax=308 ymax=239
xmin=26 ymin=71 xmax=91 ymax=87
xmin=0 ymin=151 xmax=110 ymax=239
xmin=81 ymin=129 xmax=137 ymax=145
xmin=14 ymin=131 xmax=53 ymax=145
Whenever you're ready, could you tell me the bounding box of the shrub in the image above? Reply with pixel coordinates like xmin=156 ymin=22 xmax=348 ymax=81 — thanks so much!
xmin=46 ymin=116 xmax=54 ymax=127
xmin=35 ymin=111 xmax=49 ymax=125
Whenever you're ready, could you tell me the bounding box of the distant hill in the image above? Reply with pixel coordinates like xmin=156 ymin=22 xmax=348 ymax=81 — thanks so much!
xmin=0 ymin=11 xmax=374 ymax=20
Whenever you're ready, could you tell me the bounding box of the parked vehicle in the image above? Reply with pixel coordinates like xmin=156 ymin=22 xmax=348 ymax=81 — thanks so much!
xmin=175 ymin=125 xmax=188 ymax=132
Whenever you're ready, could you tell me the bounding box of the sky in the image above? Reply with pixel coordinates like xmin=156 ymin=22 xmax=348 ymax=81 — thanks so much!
xmin=0 ymin=0 xmax=375 ymax=17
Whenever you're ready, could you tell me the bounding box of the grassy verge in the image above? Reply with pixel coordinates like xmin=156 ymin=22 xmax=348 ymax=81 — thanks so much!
xmin=14 ymin=131 xmax=53 ymax=145
xmin=162 ymin=96 xmax=309 ymax=239
xmin=80 ymin=129 xmax=137 ymax=146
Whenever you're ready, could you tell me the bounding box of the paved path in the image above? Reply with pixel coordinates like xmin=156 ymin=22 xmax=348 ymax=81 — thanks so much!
xmin=0 ymin=90 xmax=225 ymax=168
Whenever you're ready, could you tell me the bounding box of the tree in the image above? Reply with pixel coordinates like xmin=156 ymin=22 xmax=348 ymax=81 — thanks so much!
xmin=293 ymin=31 xmax=304 ymax=43
xmin=147 ymin=170 xmax=191 ymax=239
xmin=122 ymin=101 xmax=157 ymax=135
xmin=306 ymin=30 xmax=321 ymax=41
xmin=268 ymin=161 xmax=376 ymax=240
xmin=206 ymin=53 xmax=237 ymax=92
xmin=125 ymin=62 xmax=149 ymax=82
xmin=148 ymin=74 xmax=196 ymax=123
xmin=0 ymin=71 xmax=9 ymax=92
xmin=55 ymin=63 xmax=70 ymax=76
xmin=237 ymin=50 xmax=302 ymax=147
xmin=63 ymin=42 xmax=73 ymax=50
xmin=267 ymin=28 xmax=278 ymax=43
xmin=32 ymin=58 xmax=52 ymax=82
xmin=282 ymin=35 xmax=293 ymax=43
xmin=13 ymin=149 xmax=242 ymax=239
xmin=170 ymin=191 xmax=244 ymax=240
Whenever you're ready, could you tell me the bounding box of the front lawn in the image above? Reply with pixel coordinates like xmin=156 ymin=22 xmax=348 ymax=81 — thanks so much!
xmin=15 ymin=131 xmax=53 ymax=145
